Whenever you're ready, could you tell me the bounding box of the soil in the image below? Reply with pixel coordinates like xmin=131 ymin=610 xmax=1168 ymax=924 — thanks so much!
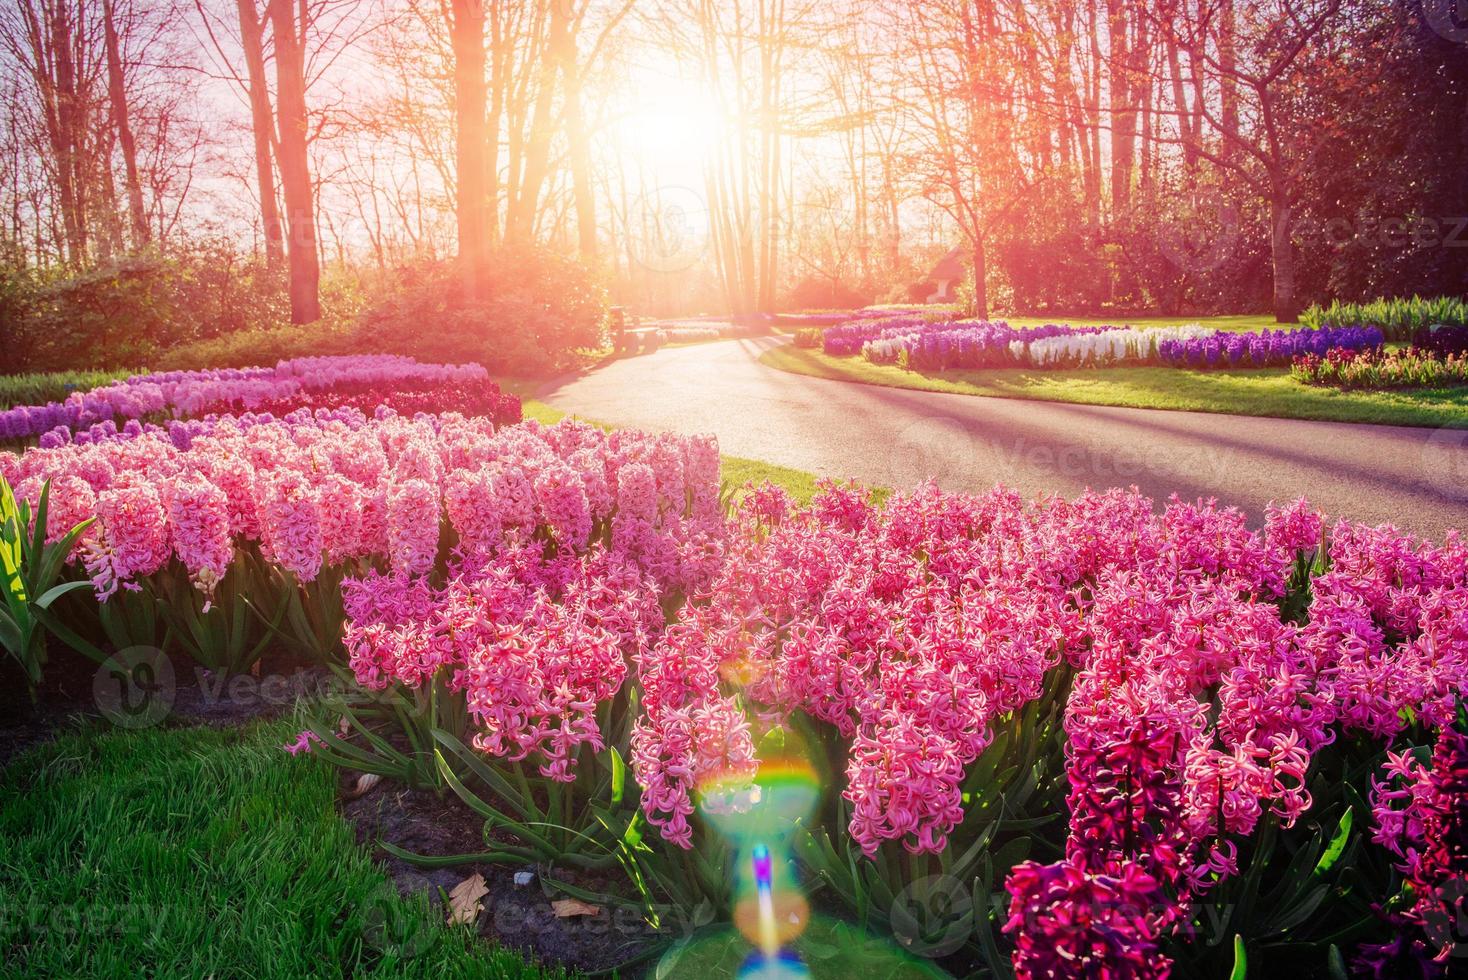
xmin=0 ymin=641 xmax=325 ymax=767
xmin=343 ymin=780 xmax=662 ymax=974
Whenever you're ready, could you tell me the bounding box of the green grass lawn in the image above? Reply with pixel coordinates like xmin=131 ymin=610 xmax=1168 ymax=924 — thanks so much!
xmin=0 ymin=717 xmax=566 ymax=979
xmin=761 ymin=345 xmax=1468 ymax=429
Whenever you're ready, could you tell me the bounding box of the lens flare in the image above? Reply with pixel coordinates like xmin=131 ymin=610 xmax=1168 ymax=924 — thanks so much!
xmin=688 ymin=727 xmax=823 ymax=974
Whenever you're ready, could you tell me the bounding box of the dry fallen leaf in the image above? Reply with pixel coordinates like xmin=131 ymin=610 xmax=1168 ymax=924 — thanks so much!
xmin=551 ymin=898 xmax=603 ymax=919
xmin=346 ymin=772 xmax=381 ymax=799
xmin=336 ymin=714 xmax=350 ymax=737
xmin=447 ymin=873 xmax=489 ymax=926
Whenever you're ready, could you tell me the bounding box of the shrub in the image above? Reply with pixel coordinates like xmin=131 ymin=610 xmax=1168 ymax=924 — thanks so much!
xmin=792 ymin=328 xmax=822 ymax=349
xmin=1301 ymin=295 xmax=1468 ymax=342
xmin=160 ymin=248 xmax=607 ymax=377
xmin=3 ymin=242 xmax=295 ymax=373
xmin=10 ymin=257 xmax=180 ymax=371
xmin=355 ymin=249 xmax=605 ymax=375
xmin=156 ymin=319 xmax=359 ymax=372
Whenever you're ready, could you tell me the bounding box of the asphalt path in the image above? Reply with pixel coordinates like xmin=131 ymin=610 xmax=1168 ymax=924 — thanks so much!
xmin=539 ymin=337 xmax=1468 ymax=541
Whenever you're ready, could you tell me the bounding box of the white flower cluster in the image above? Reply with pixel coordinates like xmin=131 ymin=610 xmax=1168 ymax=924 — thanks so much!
xmin=1025 ymin=324 xmax=1214 ymax=367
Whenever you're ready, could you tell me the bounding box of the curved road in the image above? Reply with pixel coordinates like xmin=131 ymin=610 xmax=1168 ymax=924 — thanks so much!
xmin=539 ymin=337 xmax=1468 ymax=541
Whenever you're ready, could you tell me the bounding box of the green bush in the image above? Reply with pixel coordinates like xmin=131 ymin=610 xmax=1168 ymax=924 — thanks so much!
xmin=792 ymin=328 xmax=823 ymax=348
xmin=156 ymin=318 xmax=359 ymax=372
xmin=356 ymin=249 xmax=605 ymax=375
xmin=1301 ymin=295 xmax=1468 ymax=342
xmin=160 ymin=248 xmax=606 ymax=376
xmin=2 ymin=241 xmax=294 ymax=373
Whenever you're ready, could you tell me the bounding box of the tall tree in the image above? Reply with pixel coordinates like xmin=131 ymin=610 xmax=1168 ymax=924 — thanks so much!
xmin=234 ymin=0 xmax=284 ymax=268
xmin=101 ymin=0 xmax=148 ymax=249
xmin=448 ymin=0 xmax=490 ymax=295
xmin=1166 ymin=0 xmax=1341 ymax=321
xmin=270 ymin=0 xmax=320 ymax=322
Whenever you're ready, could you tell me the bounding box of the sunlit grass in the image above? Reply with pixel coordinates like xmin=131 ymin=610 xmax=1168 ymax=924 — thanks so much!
xmin=0 ymin=718 xmax=565 ymax=978
xmin=760 ymin=345 xmax=1468 ymax=429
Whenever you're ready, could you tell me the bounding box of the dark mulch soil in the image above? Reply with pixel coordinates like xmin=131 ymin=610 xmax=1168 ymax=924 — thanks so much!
xmin=1 ymin=641 xmax=326 ymax=767
xmin=343 ymin=780 xmax=662 ymax=975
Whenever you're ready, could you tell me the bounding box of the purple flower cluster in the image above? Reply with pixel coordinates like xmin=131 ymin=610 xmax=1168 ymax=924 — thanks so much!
xmin=822 ymin=315 xmax=1121 ymax=367
xmin=1156 ymin=326 xmax=1383 ymax=369
xmin=822 ymin=314 xmax=938 ymax=356
xmin=1 ymin=355 xmax=490 ymax=442
xmin=893 ymin=323 xmax=1118 ymax=370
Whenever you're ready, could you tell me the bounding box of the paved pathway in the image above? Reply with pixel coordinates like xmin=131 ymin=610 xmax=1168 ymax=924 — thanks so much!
xmin=539 ymin=337 xmax=1468 ymax=541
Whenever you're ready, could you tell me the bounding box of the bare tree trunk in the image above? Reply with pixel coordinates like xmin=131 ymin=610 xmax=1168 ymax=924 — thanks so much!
xmin=1270 ymin=191 xmax=1297 ymax=322
xmin=270 ymin=0 xmax=320 ymax=323
xmin=550 ymin=3 xmax=596 ymax=261
xmin=1219 ymin=0 xmax=1239 ymax=160
xmin=1164 ymin=26 xmax=1196 ymax=170
xmin=1106 ymin=0 xmax=1135 ymax=213
xmin=1082 ymin=0 xmax=1102 ymax=228
xmin=236 ymin=0 xmax=283 ymax=269
xmin=39 ymin=0 xmax=87 ymax=265
xmin=971 ymin=239 xmax=988 ymax=320
xmin=101 ymin=0 xmax=148 ymax=250
xmin=449 ymin=0 xmax=491 ymax=297
xmin=507 ymin=0 xmax=561 ymax=244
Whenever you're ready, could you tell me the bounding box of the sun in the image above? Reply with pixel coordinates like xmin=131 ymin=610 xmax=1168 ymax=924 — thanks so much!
xmin=610 ymin=75 xmax=723 ymax=182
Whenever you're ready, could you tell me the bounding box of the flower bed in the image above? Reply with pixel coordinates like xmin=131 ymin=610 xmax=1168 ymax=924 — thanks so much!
xmin=2 ymin=413 xmax=715 ymax=675
xmin=867 ymin=322 xmax=1118 ymax=370
xmin=1292 ymin=347 xmax=1468 ymax=390
xmin=1413 ymin=323 xmax=1468 ymax=356
xmin=821 ymin=315 xmax=1125 ymax=366
xmin=1156 ymin=325 xmax=1383 ymax=369
xmin=5 ymin=422 xmax=1465 ymax=974
xmin=1024 ymin=324 xmax=1216 ymax=367
xmin=0 ymin=355 xmax=505 ymax=443
xmin=820 ymin=316 xmax=1389 ymax=374
xmin=821 ymin=313 xmax=956 ymax=356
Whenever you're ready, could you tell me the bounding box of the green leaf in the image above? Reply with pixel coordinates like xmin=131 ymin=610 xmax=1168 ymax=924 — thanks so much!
xmin=0 ymin=612 xmax=24 ymax=658
xmin=1327 ymin=944 xmax=1348 ymax=980
xmin=609 ymin=745 xmax=626 ymax=805
xmin=758 ymin=724 xmax=786 ymax=755
xmin=1314 ymin=807 xmax=1353 ymax=877
xmin=34 ymin=579 xmax=93 ymax=610
xmin=1230 ymin=935 xmax=1247 ymax=980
